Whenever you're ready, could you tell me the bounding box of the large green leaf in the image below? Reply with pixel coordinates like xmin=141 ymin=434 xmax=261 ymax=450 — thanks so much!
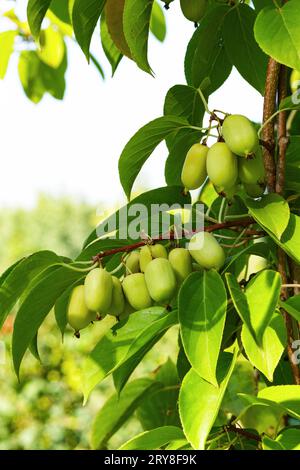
xmin=258 ymin=385 xmax=300 ymax=420
xmin=0 ymin=251 xmax=60 ymax=329
xmin=12 ymin=265 xmax=82 ymax=377
xmin=105 ymin=0 xmax=132 ymax=58
xmin=179 ymin=271 xmax=227 ymax=386
xmin=254 ymin=2 xmax=300 ymax=71
xmin=137 ymin=359 xmax=180 ymax=430
xmin=27 ymin=0 xmax=52 ymax=39
xmin=245 ymin=193 xmax=290 ymax=240
xmin=82 ymin=185 xmax=191 ymax=248
xmin=164 ymin=85 xmax=205 ymax=127
xmin=113 ymin=310 xmax=178 ymax=393
xmin=49 ymin=0 xmax=71 ymax=24
xmin=165 ymin=129 xmax=202 ymax=186
xmin=118 ymin=116 xmax=189 ymax=198
xmin=252 ymin=0 xmax=273 ymax=13
xmin=241 ymin=313 xmax=286 ymax=382
xmin=150 ymin=0 xmax=166 ymax=43
xmin=285 ymin=136 xmax=300 ymax=193
xmin=223 ymin=4 xmax=267 ymax=94
xmin=184 ymin=5 xmax=232 ymax=94
xmin=119 ymin=426 xmax=184 ymax=450
xmin=100 ymin=14 xmax=122 ymax=76
xmin=72 ymin=0 xmax=106 ymax=60
xmin=81 ymin=307 xmax=168 ymax=402
xmin=0 ymin=31 xmax=17 ymax=79
xmin=179 ymin=350 xmax=237 ymax=450
xmin=123 ymin=0 xmax=154 ymax=73
xmin=91 ymin=378 xmax=161 ymax=449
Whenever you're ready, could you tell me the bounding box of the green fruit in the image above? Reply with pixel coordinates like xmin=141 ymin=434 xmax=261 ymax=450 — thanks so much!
xmin=290 ymin=69 xmax=300 ymax=94
xmin=122 ymin=273 xmax=152 ymax=310
xmin=150 ymin=243 xmax=168 ymax=259
xmin=239 ymin=149 xmax=265 ymax=185
xmin=222 ymin=114 xmax=259 ymax=158
xmin=188 ymin=232 xmax=225 ymax=270
xmin=168 ymin=248 xmax=192 ymax=284
xmin=67 ymin=285 xmax=95 ymax=332
xmin=145 ymin=258 xmax=177 ymax=303
xmin=181 ymin=143 xmax=208 ymax=190
xmin=84 ymin=268 xmax=113 ymax=313
xmin=109 ymin=276 xmax=125 ymax=316
xmin=139 ymin=245 xmax=153 ymax=272
xmin=125 ymin=251 xmax=140 ymax=274
xmin=206 ymin=142 xmax=238 ymax=190
xmin=244 ymin=182 xmax=265 ymax=198
xmin=180 ymin=0 xmax=207 ymax=22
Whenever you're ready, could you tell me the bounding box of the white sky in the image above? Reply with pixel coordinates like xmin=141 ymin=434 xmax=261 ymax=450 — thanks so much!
xmin=0 ymin=1 xmax=263 ymax=209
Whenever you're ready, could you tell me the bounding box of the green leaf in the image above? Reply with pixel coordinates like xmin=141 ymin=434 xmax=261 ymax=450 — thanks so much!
xmin=0 ymin=31 xmax=17 ymax=79
xmin=252 ymin=0 xmax=273 ymax=13
xmin=123 ymin=0 xmax=154 ymax=73
xmin=223 ymin=4 xmax=267 ymax=95
xmin=285 ymin=136 xmax=300 ymax=192
xmin=119 ymin=426 xmax=184 ymax=450
xmin=27 ymin=0 xmax=52 ymax=39
xmin=262 ymin=435 xmax=285 ymax=450
xmin=222 ymin=241 xmax=271 ymax=274
xmin=83 ymin=185 xmax=191 ymax=248
xmin=150 ymin=0 xmax=166 ymax=43
xmin=100 ymin=14 xmax=122 ymax=76
xmin=91 ymin=378 xmax=161 ymax=449
xmin=105 ymin=0 xmax=132 ymax=58
xmin=179 ymin=271 xmax=227 ymax=386
xmin=184 ymin=5 xmax=232 ymax=94
xmin=164 ymin=85 xmax=205 ymax=127
xmin=29 ymin=333 xmax=40 ymax=362
xmin=82 ymin=307 xmax=167 ymax=402
xmin=245 ymin=193 xmax=290 ymax=240
xmin=241 ymin=312 xmax=286 ymax=382
xmin=12 ymin=265 xmax=82 ymax=377
xmin=72 ymin=0 xmax=106 ymax=60
xmin=118 ymin=116 xmax=189 ymax=198
xmin=165 ymin=129 xmax=202 ymax=186
xmin=50 ymin=0 xmax=71 ymax=24
xmin=276 ymin=428 xmax=300 ymax=450
xmin=0 ymin=251 xmax=60 ymax=329
xmin=179 ymin=350 xmax=237 ymax=450
xmin=281 ymin=294 xmax=300 ymax=323
xmin=254 ymin=2 xmax=300 ymax=71
xmin=279 ymin=95 xmax=300 ymax=112
xmin=113 ymin=309 xmax=178 ymax=393
xmin=258 ymin=385 xmax=300 ymax=420
xmin=137 ymin=359 xmax=180 ymax=430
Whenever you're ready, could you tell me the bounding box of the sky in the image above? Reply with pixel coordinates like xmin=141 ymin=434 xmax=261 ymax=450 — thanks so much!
xmin=0 ymin=1 xmax=263 ymax=209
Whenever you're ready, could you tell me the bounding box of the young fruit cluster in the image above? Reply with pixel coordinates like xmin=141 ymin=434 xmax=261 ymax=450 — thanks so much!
xmin=181 ymin=114 xmax=266 ymax=200
xmin=67 ymin=238 xmax=226 ymax=334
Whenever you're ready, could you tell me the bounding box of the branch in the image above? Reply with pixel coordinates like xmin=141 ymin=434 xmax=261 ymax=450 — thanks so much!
xmin=225 ymin=425 xmax=261 ymax=443
xmin=92 ymin=217 xmax=256 ymax=262
xmin=262 ymin=58 xmax=281 ymax=192
xmin=276 ymin=65 xmax=289 ymax=194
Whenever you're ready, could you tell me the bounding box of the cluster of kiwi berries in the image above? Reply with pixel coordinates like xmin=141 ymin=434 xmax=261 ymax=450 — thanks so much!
xmin=181 ymin=114 xmax=266 ymax=201
xmin=67 ymin=236 xmax=225 ymax=336
xmin=163 ymin=0 xmax=208 ymax=26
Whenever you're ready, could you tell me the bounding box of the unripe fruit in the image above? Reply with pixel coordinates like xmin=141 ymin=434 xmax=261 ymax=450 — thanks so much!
xmin=109 ymin=276 xmax=125 ymax=316
xmin=145 ymin=258 xmax=177 ymax=303
xmin=122 ymin=273 xmax=152 ymax=310
xmin=168 ymin=248 xmax=192 ymax=284
xmin=238 ymin=150 xmax=265 ymax=185
xmin=188 ymin=232 xmax=225 ymax=270
xmin=84 ymin=268 xmax=113 ymax=313
xmin=290 ymin=69 xmax=300 ymax=94
xmin=139 ymin=245 xmax=152 ymax=272
xmin=125 ymin=251 xmax=140 ymax=274
xmin=181 ymin=143 xmax=208 ymax=190
xmin=67 ymin=285 xmax=96 ymax=332
xmin=244 ymin=182 xmax=265 ymax=198
xmin=206 ymin=142 xmax=238 ymax=190
xmin=222 ymin=114 xmax=259 ymax=158
xmin=180 ymin=0 xmax=207 ymax=23
xmin=151 ymin=243 xmax=168 ymax=259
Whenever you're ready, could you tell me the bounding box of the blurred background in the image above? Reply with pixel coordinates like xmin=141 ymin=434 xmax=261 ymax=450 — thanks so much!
xmin=0 ymin=0 xmax=263 ymax=449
